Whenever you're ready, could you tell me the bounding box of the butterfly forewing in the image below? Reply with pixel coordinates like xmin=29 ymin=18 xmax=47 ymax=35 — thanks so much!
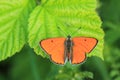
xmin=40 ymin=38 xmax=66 ymax=64
xmin=71 ymin=37 xmax=98 ymax=64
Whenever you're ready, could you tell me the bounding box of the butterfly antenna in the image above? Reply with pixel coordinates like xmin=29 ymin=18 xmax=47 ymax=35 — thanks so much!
xmin=70 ymin=27 xmax=81 ymax=36
xmin=63 ymin=23 xmax=81 ymax=36
xmin=57 ymin=26 xmax=68 ymax=36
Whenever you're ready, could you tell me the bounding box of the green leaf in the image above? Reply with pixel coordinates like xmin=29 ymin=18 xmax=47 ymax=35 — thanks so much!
xmin=28 ymin=0 xmax=104 ymax=59
xmin=0 ymin=0 xmax=36 ymax=61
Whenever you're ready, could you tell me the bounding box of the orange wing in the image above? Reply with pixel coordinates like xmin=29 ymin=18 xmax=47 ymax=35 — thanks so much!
xmin=40 ymin=38 xmax=66 ymax=64
xmin=71 ymin=37 xmax=98 ymax=64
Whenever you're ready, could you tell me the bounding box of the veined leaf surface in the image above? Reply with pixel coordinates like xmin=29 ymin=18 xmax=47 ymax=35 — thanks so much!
xmin=0 ymin=0 xmax=36 ymax=61
xmin=28 ymin=0 xmax=104 ymax=59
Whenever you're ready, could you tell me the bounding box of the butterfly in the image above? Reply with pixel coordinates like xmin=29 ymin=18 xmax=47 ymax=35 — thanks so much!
xmin=40 ymin=35 xmax=98 ymax=65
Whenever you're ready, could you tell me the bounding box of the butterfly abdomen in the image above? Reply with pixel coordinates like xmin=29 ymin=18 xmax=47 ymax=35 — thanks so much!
xmin=64 ymin=36 xmax=73 ymax=61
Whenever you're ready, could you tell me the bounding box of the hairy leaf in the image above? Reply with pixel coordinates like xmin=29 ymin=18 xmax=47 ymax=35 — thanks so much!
xmin=28 ymin=0 xmax=104 ymax=59
xmin=0 ymin=0 xmax=36 ymax=61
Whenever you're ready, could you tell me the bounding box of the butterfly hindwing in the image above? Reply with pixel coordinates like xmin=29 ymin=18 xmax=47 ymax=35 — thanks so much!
xmin=40 ymin=38 xmax=66 ymax=64
xmin=71 ymin=37 xmax=98 ymax=64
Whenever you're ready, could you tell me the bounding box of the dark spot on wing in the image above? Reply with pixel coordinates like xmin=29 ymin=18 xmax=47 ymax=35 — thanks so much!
xmin=84 ymin=39 xmax=87 ymax=41
xmin=51 ymin=40 xmax=53 ymax=43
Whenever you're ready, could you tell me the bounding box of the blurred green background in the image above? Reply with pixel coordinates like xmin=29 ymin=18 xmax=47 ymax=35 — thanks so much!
xmin=0 ymin=0 xmax=120 ymax=80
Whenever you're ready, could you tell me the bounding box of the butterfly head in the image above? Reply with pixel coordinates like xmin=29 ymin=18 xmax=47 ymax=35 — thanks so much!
xmin=67 ymin=35 xmax=71 ymax=39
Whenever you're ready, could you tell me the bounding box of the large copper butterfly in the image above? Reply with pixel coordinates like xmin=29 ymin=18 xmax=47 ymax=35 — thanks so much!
xmin=40 ymin=27 xmax=98 ymax=65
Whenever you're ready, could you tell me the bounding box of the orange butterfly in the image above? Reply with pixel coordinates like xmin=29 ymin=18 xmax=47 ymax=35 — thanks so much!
xmin=40 ymin=35 xmax=98 ymax=65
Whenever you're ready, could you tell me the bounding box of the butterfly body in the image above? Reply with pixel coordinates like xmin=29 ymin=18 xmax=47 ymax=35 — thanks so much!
xmin=64 ymin=35 xmax=73 ymax=62
xmin=40 ymin=35 xmax=98 ymax=65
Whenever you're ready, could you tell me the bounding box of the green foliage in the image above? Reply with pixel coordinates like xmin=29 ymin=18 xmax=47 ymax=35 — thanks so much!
xmin=0 ymin=0 xmax=36 ymax=61
xmin=46 ymin=65 xmax=93 ymax=80
xmin=52 ymin=69 xmax=93 ymax=80
xmin=28 ymin=0 xmax=104 ymax=59
xmin=9 ymin=46 xmax=51 ymax=80
xmin=99 ymin=0 xmax=120 ymax=80
xmin=82 ymin=56 xmax=111 ymax=80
